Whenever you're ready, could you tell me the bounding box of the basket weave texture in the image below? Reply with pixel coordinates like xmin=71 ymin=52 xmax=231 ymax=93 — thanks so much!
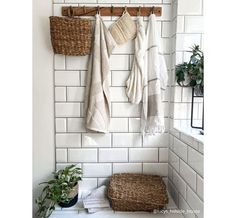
xmin=49 ymin=16 xmax=92 ymax=56
xmin=108 ymin=173 xmax=169 ymax=211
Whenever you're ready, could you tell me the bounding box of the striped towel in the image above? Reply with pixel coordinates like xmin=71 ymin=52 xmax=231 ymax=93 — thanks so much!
xmin=84 ymin=14 xmax=116 ymax=133
xmin=141 ymin=14 xmax=168 ymax=135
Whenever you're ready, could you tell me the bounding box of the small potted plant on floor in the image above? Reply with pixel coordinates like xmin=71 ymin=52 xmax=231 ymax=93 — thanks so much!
xmin=175 ymin=45 xmax=204 ymax=95
xmin=36 ymin=164 xmax=82 ymax=218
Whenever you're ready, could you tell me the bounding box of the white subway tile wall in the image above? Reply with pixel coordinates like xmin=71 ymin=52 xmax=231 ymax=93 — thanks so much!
xmin=179 ymin=159 xmax=197 ymax=191
xmin=55 ymin=118 xmax=66 ymax=132
xmin=172 ymin=0 xmax=204 ymax=126
xmin=113 ymin=163 xmax=142 ymax=174
xmin=143 ymin=163 xmax=168 ymax=177
xmin=99 ymin=148 xmax=128 ymax=162
xmin=55 ymin=87 xmax=66 ymax=101
xmin=54 ymin=54 xmax=65 ymax=70
xmin=54 ymin=0 xmax=172 ymax=193
xmin=178 ymin=194 xmax=196 ymax=218
xmin=168 ymin=1 xmax=204 ymax=217
xmin=129 ymin=148 xmax=159 ymax=162
xmin=52 ymin=1 xmax=204 ymax=217
xmin=172 ymin=169 xmax=187 ymax=199
xmin=68 ymin=148 xmax=97 ymax=162
xmin=168 ymin=130 xmax=204 ymax=217
xmin=186 ymin=186 xmax=204 ymax=218
xmin=178 ymin=0 xmax=203 ymax=15
xmin=78 ymin=178 xmax=98 ymax=191
xmin=56 ymin=133 xmax=81 ymax=147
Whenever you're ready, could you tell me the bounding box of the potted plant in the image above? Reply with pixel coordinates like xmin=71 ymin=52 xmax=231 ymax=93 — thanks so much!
xmin=175 ymin=45 xmax=204 ymax=95
xmin=36 ymin=164 xmax=82 ymax=218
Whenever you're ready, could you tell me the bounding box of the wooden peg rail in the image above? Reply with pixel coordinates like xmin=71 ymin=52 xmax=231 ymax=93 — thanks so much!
xmin=62 ymin=6 xmax=162 ymax=17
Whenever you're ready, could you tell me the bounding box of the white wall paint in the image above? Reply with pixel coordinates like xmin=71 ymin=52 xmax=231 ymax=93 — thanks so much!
xmin=33 ymin=0 xmax=54 ymax=216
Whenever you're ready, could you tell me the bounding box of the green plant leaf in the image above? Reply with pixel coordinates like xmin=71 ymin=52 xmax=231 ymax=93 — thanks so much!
xmin=175 ymin=45 xmax=203 ymax=89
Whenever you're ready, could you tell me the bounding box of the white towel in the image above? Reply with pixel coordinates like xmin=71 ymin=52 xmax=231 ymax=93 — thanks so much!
xmin=126 ymin=17 xmax=146 ymax=104
xmin=87 ymin=207 xmax=112 ymax=213
xmin=84 ymin=14 xmax=116 ymax=133
xmin=83 ymin=185 xmax=110 ymax=211
xmin=83 ymin=200 xmax=110 ymax=209
xmin=141 ymin=14 xmax=168 ymax=135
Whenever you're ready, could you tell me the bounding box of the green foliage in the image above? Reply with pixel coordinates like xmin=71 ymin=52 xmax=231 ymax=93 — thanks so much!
xmin=36 ymin=165 xmax=82 ymax=218
xmin=175 ymin=45 xmax=204 ymax=90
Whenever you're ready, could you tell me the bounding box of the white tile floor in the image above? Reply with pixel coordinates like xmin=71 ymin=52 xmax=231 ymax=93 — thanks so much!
xmin=51 ymin=192 xmax=184 ymax=218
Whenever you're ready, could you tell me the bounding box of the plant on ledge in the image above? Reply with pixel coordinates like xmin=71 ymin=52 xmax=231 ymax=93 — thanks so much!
xmin=36 ymin=164 xmax=82 ymax=218
xmin=175 ymin=45 xmax=204 ymax=95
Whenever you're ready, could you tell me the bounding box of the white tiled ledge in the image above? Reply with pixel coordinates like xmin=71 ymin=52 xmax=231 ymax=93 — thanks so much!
xmin=173 ymin=126 xmax=204 ymax=144
xmin=172 ymin=123 xmax=204 ymax=143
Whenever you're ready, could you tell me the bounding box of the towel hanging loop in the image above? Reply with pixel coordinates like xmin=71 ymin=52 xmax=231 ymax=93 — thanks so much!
xmin=123 ymin=6 xmax=127 ymax=15
xmin=97 ymin=6 xmax=100 ymax=15
xmin=151 ymin=6 xmax=155 ymax=14
xmin=111 ymin=5 xmax=114 ymax=15
xmin=137 ymin=6 xmax=141 ymax=16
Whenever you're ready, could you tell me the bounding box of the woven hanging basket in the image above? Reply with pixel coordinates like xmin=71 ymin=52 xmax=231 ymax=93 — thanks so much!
xmin=108 ymin=173 xmax=169 ymax=212
xmin=49 ymin=16 xmax=92 ymax=56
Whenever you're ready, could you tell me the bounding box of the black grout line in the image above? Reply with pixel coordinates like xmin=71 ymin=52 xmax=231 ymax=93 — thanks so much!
xmin=53 ymin=2 xmax=172 ymax=5
xmin=183 ymin=15 xmax=186 ymax=32
xmin=66 ymin=148 xmax=68 ymax=162
xmin=53 ymin=54 xmax=57 ymax=171
xmin=56 ymin=146 xmax=169 ymax=149
xmin=65 ymin=118 xmax=68 ymax=132
xmin=55 ymin=84 xmax=172 ymax=88
xmin=55 ymin=130 xmax=169 ymax=134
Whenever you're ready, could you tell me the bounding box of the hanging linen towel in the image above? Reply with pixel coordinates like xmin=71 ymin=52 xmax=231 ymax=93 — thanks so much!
xmin=141 ymin=14 xmax=168 ymax=135
xmin=84 ymin=14 xmax=116 ymax=133
xmin=126 ymin=17 xmax=146 ymax=104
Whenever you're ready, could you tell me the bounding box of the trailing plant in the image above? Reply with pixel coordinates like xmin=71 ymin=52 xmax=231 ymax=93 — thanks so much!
xmin=36 ymin=165 xmax=82 ymax=218
xmin=175 ymin=45 xmax=204 ymax=92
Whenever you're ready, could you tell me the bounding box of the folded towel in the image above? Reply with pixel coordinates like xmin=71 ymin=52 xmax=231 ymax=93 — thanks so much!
xmin=83 ymin=185 xmax=110 ymax=211
xmin=84 ymin=14 xmax=116 ymax=133
xmin=87 ymin=207 xmax=112 ymax=213
xmin=141 ymin=14 xmax=168 ymax=135
xmin=83 ymin=200 xmax=110 ymax=209
xmin=84 ymin=185 xmax=107 ymax=199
